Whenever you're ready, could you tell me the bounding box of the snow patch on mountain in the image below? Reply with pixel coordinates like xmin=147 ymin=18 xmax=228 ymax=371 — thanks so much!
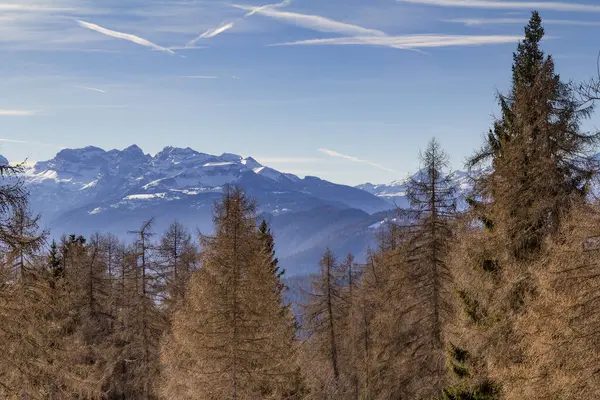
xmin=124 ymin=193 xmax=168 ymax=201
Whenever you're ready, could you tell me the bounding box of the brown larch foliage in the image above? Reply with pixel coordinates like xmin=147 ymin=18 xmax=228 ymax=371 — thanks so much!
xmin=160 ymin=186 xmax=298 ymax=400
xmin=444 ymin=12 xmax=600 ymax=399
xmin=368 ymin=139 xmax=457 ymax=400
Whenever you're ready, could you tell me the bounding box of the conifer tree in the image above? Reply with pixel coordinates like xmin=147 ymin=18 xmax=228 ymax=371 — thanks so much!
xmin=444 ymin=12 xmax=599 ymax=399
xmin=369 ymin=139 xmax=458 ymax=399
xmin=498 ymin=204 xmax=600 ymax=399
xmin=0 ymin=209 xmax=106 ymax=397
xmin=404 ymin=138 xmax=456 ymax=349
xmin=258 ymin=219 xmax=285 ymax=295
xmin=62 ymin=233 xmax=119 ymax=397
xmin=3 ymin=206 xmax=46 ymax=278
xmin=300 ymin=249 xmax=351 ymax=396
xmin=158 ymin=221 xmax=197 ymax=312
xmin=338 ymin=253 xmax=363 ymax=400
xmin=352 ymin=251 xmax=383 ymax=399
xmin=48 ymin=239 xmax=62 ymax=280
xmin=128 ymin=219 xmax=165 ymax=399
xmin=0 ymin=162 xmax=27 ymax=238
xmin=469 ymin=10 xmax=599 ymax=259
xmin=111 ymin=241 xmax=147 ymax=399
xmin=160 ymin=187 xmax=298 ymax=399
xmin=60 ymin=233 xmax=87 ymax=276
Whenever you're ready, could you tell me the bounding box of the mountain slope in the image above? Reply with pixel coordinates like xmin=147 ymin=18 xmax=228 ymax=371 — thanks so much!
xmin=19 ymin=145 xmax=393 ymax=275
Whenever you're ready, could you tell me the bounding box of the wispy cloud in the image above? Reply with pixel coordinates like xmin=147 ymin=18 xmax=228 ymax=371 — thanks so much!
xmin=176 ymin=76 xmax=219 ymax=79
xmin=446 ymin=18 xmax=600 ymax=27
xmin=186 ymin=0 xmax=293 ymax=46
xmin=77 ymin=20 xmax=176 ymax=54
xmin=0 ymin=4 xmax=75 ymax=12
xmin=233 ymin=4 xmax=387 ymax=36
xmin=77 ymin=85 xmax=106 ymax=93
xmin=272 ymin=34 xmax=523 ymax=49
xmin=187 ymin=22 xmax=235 ymax=47
xmin=0 ymin=110 xmax=37 ymax=116
xmin=243 ymin=0 xmax=293 ymax=16
xmin=318 ymin=148 xmax=397 ymax=173
xmin=0 ymin=138 xmax=64 ymax=149
xmin=398 ymin=0 xmax=600 ymax=12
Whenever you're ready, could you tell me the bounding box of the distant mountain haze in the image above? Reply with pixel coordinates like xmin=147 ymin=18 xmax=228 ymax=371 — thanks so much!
xmin=17 ymin=145 xmax=474 ymax=274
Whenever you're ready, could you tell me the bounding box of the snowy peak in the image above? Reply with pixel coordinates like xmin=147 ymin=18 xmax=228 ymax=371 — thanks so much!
xmin=356 ymin=169 xmax=476 ymax=203
xmin=19 ymin=144 xmax=396 ymax=275
xmin=23 ymin=144 xmax=393 ymax=225
xmin=35 ymin=146 xmax=104 ymax=170
xmin=26 ymin=145 xmax=296 ymax=191
xmin=155 ymin=146 xmax=205 ymax=162
xmin=119 ymin=144 xmax=147 ymax=161
xmin=241 ymin=157 xmax=262 ymax=170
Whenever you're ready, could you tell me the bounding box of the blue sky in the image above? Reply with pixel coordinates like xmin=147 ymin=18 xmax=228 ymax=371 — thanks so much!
xmin=2 ymin=0 xmax=600 ymax=185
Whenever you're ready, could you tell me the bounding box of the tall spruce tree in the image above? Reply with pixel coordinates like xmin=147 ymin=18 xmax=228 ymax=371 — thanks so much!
xmin=469 ymin=10 xmax=599 ymax=260
xmin=444 ymin=12 xmax=599 ymax=399
xmin=258 ymin=219 xmax=285 ymax=296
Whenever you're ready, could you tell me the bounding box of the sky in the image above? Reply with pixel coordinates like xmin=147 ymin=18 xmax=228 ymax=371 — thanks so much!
xmin=2 ymin=0 xmax=600 ymax=186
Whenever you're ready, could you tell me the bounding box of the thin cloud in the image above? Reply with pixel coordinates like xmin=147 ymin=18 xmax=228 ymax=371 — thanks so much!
xmin=176 ymin=76 xmax=219 ymax=79
xmin=0 ymin=138 xmax=64 ymax=149
xmin=271 ymin=34 xmax=523 ymax=49
xmin=318 ymin=149 xmax=397 ymax=173
xmin=232 ymin=4 xmax=386 ymax=36
xmin=77 ymin=20 xmax=176 ymax=54
xmin=186 ymin=0 xmax=293 ymax=47
xmin=446 ymin=18 xmax=600 ymax=26
xmin=187 ymin=22 xmax=235 ymax=47
xmin=0 ymin=4 xmax=75 ymax=11
xmin=77 ymin=86 xmax=106 ymax=93
xmin=398 ymin=0 xmax=600 ymax=12
xmin=243 ymin=0 xmax=293 ymax=16
xmin=0 ymin=110 xmax=37 ymax=116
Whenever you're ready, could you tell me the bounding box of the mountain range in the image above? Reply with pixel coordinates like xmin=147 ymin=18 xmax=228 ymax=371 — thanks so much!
xmin=16 ymin=145 xmax=485 ymax=274
xmin=19 ymin=145 xmax=403 ymax=275
xmin=356 ymin=169 xmax=473 ymax=204
xmin=17 ymin=145 xmax=478 ymax=274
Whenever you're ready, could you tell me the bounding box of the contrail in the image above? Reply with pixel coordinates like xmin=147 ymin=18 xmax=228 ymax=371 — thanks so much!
xmin=77 ymin=20 xmax=176 ymax=54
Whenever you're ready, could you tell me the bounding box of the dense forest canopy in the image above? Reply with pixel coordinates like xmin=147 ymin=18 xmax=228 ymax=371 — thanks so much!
xmin=2 ymin=12 xmax=600 ymax=399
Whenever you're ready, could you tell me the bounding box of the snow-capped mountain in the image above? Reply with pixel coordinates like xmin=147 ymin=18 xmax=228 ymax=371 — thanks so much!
xmin=354 ymin=170 xmax=476 ymax=233
xmin=19 ymin=145 xmax=394 ymax=275
xmin=356 ymin=169 xmax=474 ymax=206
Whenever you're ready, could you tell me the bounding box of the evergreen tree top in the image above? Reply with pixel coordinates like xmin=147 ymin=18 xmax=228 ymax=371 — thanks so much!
xmin=259 ymin=219 xmax=270 ymax=234
xmin=512 ymin=11 xmax=546 ymax=90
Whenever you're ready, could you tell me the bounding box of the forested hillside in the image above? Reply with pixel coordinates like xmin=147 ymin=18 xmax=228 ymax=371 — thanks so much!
xmin=2 ymin=13 xmax=600 ymax=399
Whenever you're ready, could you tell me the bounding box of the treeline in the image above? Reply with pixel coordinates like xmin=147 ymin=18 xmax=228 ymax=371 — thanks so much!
xmin=3 ymin=11 xmax=600 ymax=399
